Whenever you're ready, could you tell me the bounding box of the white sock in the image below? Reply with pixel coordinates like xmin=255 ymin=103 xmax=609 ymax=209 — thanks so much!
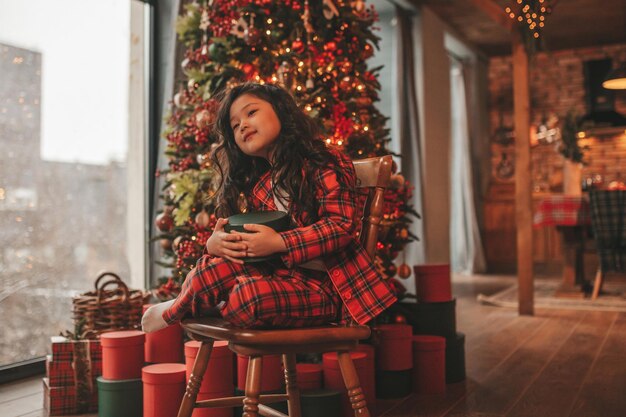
xmin=141 ymin=299 xmax=175 ymax=333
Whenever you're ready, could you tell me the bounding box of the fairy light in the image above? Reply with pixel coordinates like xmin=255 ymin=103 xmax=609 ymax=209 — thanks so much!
xmin=506 ymin=0 xmax=551 ymax=38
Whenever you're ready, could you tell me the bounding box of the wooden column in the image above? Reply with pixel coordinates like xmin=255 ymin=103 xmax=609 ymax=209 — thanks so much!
xmin=512 ymin=32 xmax=534 ymax=315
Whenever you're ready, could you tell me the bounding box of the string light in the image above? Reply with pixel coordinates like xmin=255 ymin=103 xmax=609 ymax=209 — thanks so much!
xmin=506 ymin=0 xmax=552 ymax=39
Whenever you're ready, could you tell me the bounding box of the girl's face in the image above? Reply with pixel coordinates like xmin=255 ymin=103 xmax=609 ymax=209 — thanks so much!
xmin=229 ymin=93 xmax=281 ymax=160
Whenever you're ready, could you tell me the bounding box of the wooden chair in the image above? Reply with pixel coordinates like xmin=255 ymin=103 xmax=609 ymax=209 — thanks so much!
xmin=589 ymin=189 xmax=626 ymax=300
xmin=176 ymin=155 xmax=393 ymax=417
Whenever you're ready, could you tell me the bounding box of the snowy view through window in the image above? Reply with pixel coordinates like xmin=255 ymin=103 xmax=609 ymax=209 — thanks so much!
xmin=0 ymin=0 xmax=131 ymax=366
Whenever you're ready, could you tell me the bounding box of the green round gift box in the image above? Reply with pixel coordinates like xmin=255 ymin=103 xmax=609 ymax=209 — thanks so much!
xmin=97 ymin=377 xmax=142 ymax=417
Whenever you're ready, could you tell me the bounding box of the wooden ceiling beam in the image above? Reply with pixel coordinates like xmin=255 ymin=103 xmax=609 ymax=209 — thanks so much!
xmin=468 ymin=0 xmax=514 ymax=31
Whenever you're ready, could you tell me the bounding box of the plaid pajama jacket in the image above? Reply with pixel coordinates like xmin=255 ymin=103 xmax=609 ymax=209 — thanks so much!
xmin=163 ymin=151 xmax=397 ymax=328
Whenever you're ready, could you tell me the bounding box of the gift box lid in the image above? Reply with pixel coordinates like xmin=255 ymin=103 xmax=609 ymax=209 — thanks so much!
xmin=414 ymin=264 xmax=450 ymax=275
xmin=374 ymin=324 xmax=412 ymax=339
xmin=96 ymin=376 xmax=142 ymax=391
xmin=322 ymin=351 xmax=366 ymax=371
xmin=412 ymin=335 xmax=446 ymax=351
xmin=184 ymin=340 xmax=230 ymax=358
xmin=142 ymin=363 xmax=187 ymax=384
xmin=101 ymin=330 xmax=145 ymax=347
xmin=296 ymin=363 xmax=323 ymax=381
xmin=224 ymin=211 xmax=289 ymax=233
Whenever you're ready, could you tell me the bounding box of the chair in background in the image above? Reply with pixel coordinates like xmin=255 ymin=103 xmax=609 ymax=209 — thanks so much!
xmin=176 ymin=155 xmax=393 ymax=417
xmin=589 ymin=189 xmax=626 ymax=299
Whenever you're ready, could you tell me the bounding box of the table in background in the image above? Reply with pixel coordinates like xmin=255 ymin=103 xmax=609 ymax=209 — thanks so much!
xmin=533 ymin=194 xmax=591 ymax=297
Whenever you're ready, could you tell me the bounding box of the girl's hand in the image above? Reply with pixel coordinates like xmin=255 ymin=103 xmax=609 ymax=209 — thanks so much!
xmin=234 ymin=224 xmax=287 ymax=258
xmin=205 ymin=218 xmax=247 ymax=264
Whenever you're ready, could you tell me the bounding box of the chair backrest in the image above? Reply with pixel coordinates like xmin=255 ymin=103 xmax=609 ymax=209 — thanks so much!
xmin=352 ymin=155 xmax=393 ymax=257
xmin=589 ymin=189 xmax=626 ymax=272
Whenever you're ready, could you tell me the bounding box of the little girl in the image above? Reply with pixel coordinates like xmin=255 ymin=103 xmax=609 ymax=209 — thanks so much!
xmin=142 ymin=82 xmax=396 ymax=332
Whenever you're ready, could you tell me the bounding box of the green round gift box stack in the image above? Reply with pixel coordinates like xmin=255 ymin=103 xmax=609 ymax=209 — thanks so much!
xmin=97 ymin=377 xmax=142 ymax=417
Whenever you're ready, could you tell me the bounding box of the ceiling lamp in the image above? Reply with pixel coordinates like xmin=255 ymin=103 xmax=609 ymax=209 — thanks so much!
xmin=602 ymin=63 xmax=626 ymax=90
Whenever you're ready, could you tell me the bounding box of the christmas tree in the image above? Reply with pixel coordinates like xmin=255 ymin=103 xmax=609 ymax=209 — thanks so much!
xmin=153 ymin=0 xmax=418 ymax=301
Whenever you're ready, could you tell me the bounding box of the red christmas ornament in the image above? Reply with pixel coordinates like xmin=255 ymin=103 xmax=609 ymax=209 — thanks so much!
xmin=241 ymin=63 xmax=256 ymax=78
xmin=155 ymin=212 xmax=174 ymax=232
xmin=397 ymin=263 xmax=411 ymax=279
xmin=362 ymin=43 xmax=374 ymax=59
xmin=394 ymin=314 xmax=407 ymax=324
xmin=323 ymin=41 xmax=337 ymax=52
xmin=159 ymin=239 xmax=172 ymax=250
xmin=291 ymin=38 xmax=305 ymax=53
xmin=339 ymin=76 xmax=352 ymax=91
xmin=355 ymin=96 xmax=372 ymax=107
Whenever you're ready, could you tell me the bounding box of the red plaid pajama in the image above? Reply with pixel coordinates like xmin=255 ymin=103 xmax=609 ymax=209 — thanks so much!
xmin=163 ymin=255 xmax=340 ymax=328
xmin=163 ymin=150 xmax=396 ymax=327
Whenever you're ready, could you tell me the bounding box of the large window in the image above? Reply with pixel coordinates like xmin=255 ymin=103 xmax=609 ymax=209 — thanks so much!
xmin=0 ymin=0 xmax=147 ymax=368
xmin=369 ymin=0 xmax=399 ymax=154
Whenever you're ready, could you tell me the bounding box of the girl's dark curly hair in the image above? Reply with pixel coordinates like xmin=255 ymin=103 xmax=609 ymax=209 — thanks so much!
xmin=212 ymin=82 xmax=345 ymax=223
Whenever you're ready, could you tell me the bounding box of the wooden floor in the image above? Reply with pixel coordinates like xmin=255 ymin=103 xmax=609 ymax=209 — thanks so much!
xmin=2 ymin=273 xmax=626 ymax=417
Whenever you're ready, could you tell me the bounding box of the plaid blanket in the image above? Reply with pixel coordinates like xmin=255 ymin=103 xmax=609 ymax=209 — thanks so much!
xmin=589 ymin=190 xmax=626 ymax=272
xmin=533 ymin=195 xmax=591 ymax=227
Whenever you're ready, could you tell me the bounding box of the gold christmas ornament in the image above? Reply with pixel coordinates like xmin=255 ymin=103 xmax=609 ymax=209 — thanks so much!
xmin=172 ymin=236 xmax=184 ymax=253
xmin=390 ymin=174 xmax=405 ymax=189
xmin=195 ymin=210 xmax=210 ymax=228
xmin=195 ymin=109 xmax=212 ymax=129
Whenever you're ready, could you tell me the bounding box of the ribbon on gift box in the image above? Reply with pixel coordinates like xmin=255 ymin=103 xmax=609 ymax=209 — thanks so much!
xmin=72 ymin=339 xmax=94 ymax=413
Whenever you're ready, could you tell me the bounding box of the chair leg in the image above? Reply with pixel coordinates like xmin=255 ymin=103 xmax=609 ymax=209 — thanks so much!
xmin=336 ymin=351 xmax=370 ymax=417
xmin=282 ymin=353 xmax=302 ymax=417
xmin=592 ymin=267 xmax=604 ymax=300
xmin=243 ymin=355 xmax=263 ymax=417
xmin=177 ymin=339 xmax=214 ymax=417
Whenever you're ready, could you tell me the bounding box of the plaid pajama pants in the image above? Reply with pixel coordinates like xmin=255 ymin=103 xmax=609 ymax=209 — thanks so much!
xmin=162 ymin=255 xmax=341 ymax=328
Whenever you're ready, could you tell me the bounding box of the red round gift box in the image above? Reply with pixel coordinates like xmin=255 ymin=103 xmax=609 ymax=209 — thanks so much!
xmin=414 ymin=264 xmax=452 ymax=302
xmin=101 ymin=330 xmax=145 ymax=380
xmin=236 ymin=354 xmax=283 ymax=392
xmin=142 ymin=363 xmax=186 ymax=417
xmin=143 ymin=304 xmax=184 ymax=364
xmin=296 ymin=363 xmax=323 ymax=391
xmin=412 ymin=335 xmax=446 ymax=395
xmin=353 ymin=344 xmax=377 ymax=409
xmin=322 ymin=351 xmax=375 ymax=416
xmin=184 ymin=340 xmax=233 ymax=394
xmin=374 ymin=324 xmax=413 ymax=371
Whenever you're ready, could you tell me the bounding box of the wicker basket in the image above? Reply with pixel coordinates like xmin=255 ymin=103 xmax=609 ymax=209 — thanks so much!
xmin=72 ymin=272 xmax=150 ymax=336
